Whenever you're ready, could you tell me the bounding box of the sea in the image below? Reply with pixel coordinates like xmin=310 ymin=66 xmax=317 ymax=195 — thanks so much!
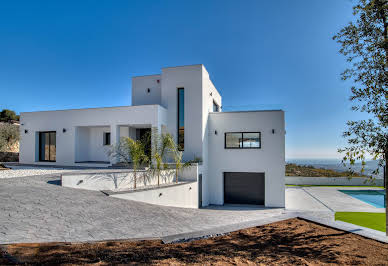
xmin=286 ymin=159 xmax=384 ymax=179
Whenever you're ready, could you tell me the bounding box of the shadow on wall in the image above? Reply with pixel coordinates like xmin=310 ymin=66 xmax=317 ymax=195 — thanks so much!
xmin=61 ymin=169 xmax=177 ymax=192
xmin=140 ymin=170 xmax=176 ymax=187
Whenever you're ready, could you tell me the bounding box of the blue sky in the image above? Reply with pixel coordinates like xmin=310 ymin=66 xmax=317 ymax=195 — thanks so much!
xmin=0 ymin=0 xmax=368 ymax=159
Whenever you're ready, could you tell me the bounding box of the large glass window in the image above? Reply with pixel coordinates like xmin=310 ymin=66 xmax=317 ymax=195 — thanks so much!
xmin=242 ymin=132 xmax=261 ymax=148
xmin=225 ymin=132 xmax=261 ymax=149
xmin=225 ymin=133 xmax=242 ymax=148
xmin=177 ymin=88 xmax=184 ymax=150
xmin=39 ymin=131 xmax=56 ymax=161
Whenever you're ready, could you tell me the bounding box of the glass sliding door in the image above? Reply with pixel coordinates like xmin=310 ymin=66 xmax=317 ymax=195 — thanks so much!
xmin=39 ymin=131 xmax=56 ymax=161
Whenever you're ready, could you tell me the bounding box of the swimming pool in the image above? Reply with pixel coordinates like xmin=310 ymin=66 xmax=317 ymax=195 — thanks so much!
xmin=340 ymin=190 xmax=386 ymax=208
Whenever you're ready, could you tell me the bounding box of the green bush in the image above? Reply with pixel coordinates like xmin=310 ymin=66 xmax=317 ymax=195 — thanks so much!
xmin=0 ymin=123 xmax=19 ymax=152
xmin=0 ymin=109 xmax=19 ymax=122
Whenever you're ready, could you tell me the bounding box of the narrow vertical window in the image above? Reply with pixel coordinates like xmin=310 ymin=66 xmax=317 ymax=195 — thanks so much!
xmin=103 ymin=132 xmax=111 ymax=145
xmin=177 ymin=88 xmax=184 ymax=150
xmin=213 ymin=101 xmax=219 ymax=112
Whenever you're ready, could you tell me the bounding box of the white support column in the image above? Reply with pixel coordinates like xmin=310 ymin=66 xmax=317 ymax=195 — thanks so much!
xmin=110 ymin=124 xmax=120 ymax=164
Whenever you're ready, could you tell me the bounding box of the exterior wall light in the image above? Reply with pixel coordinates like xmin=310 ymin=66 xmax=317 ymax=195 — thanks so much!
xmin=272 ymin=129 xmax=275 ymax=134
xmin=210 ymin=92 xmax=213 ymax=96
xmin=63 ymin=128 xmax=67 ymax=133
xmin=159 ymin=192 xmax=163 ymax=197
xmin=215 ymin=130 xmax=218 ymax=135
xmin=24 ymin=129 xmax=28 ymax=134
xmin=147 ymin=88 xmax=151 ymax=93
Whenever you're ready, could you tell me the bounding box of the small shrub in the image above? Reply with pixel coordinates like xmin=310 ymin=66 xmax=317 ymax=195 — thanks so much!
xmin=0 ymin=123 xmax=19 ymax=152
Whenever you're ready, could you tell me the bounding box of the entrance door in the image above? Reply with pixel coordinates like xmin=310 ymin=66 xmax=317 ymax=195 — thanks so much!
xmin=138 ymin=128 xmax=151 ymax=159
xmin=39 ymin=131 xmax=56 ymax=162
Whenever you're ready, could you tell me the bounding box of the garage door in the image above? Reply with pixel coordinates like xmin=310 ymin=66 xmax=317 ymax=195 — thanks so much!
xmin=224 ymin=172 xmax=265 ymax=205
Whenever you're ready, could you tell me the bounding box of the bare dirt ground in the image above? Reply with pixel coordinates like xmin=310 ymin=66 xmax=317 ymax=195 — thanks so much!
xmin=1 ymin=218 xmax=387 ymax=265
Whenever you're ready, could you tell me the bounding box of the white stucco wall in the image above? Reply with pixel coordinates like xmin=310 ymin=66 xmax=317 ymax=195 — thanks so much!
xmin=178 ymin=164 xmax=199 ymax=182
xmin=74 ymin=126 xmax=110 ymax=162
xmin=20 ymin=105 xmax=167 ymax=166
xmin=62 ymin=169 xmax=176 ymax=191
xmin=208 ymin=110 xmax=286 ymax=207
xmin=88 ymin=127 xmax=110 ymax=162
xmin=200 ymin=66 xmax=223 ymax=206
xmin=112 ymin=182 xmax=199 ymax=209
xmin=75 ymin=127 xmax=89 ymax=162
xmin=132 ymin=74 xmax=162 ymax=106
xmin=161 ymin=65 xmax=204 ymax=162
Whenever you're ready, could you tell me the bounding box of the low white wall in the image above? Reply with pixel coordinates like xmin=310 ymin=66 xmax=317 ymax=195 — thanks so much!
xmin=62 ymin=169 xmax=176 ymax=191
xmin=111 ymin=182 xmax=199 ymax=208
xmin=285 ymin=176 xmax=383 ymax=186
xmin=179 ymin=164 xmax=199 ymax=182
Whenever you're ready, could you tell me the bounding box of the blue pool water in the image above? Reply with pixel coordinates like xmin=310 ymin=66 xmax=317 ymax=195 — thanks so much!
xmin=340 ymin=190 xmax=386 ymax=208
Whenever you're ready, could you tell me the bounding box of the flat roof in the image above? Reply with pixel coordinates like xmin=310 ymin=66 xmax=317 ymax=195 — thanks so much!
xmin=161 ymin=64 xmax=203 ymax=70
xmin=20 ymin=104 xmax=162 ymax=114
xmin=210 ymin=109 xmax=284 ymax=114
xmin=132 ymin=73 xmax=161 ymax=78
xmin=132 ymin=64 xmax=205 ymax=79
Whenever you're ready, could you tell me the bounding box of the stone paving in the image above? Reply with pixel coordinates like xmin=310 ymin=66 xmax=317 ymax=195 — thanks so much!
xmin=0 ymin=170 xmax=386 ymax=244
xmin=286 ymin=186 xmax=384 ymax=213
xmin=0 ymin=174 xmax=285 ymax=244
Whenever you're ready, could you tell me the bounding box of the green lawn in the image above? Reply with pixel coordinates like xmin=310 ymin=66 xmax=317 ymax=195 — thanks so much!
xmin=335 ymin=212 xmax=386 ymax=232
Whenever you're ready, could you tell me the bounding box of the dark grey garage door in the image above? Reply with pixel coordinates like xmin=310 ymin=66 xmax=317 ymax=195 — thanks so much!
xmin=224 ymin=172 xmax=265 ymax=205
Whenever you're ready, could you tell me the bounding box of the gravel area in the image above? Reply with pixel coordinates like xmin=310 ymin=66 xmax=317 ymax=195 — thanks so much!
xmin=2 ymin=218 xmax=387 ymax=265
xmin=0 ymin=165 xmax=76 ymax=179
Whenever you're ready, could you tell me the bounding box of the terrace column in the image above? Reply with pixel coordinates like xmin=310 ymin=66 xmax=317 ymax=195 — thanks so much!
xmin=110 ymin=124 xmax=120 ymax=164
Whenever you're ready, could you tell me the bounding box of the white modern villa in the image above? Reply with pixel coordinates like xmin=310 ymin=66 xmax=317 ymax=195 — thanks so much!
xmin=19 ymin=64 xmax=285 ymax=207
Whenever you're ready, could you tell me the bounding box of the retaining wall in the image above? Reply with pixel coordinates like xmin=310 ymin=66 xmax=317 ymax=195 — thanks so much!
xmin=111 ymin=181 xmax=199 ymax=208
xmin=62 ymin=169 xmax=176 ymax=191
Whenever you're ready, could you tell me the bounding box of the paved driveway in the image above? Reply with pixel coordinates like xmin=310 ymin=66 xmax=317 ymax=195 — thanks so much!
xmin=0 ymin=175 xmax=284 ymax=244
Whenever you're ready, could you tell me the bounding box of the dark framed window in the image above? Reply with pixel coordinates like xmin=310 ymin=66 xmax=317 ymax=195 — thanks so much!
xmin=103 ymin=132 xmax=111 ymax=145
xmin=39 ymin=131 xmax=56 ymax=161
xmin=177 ymin=88 xmax=184 ymax=150
xmin=225 ymin=132 xmax=261 ymax=149
xmin=213 ymin=101 xmax=219 ymax=112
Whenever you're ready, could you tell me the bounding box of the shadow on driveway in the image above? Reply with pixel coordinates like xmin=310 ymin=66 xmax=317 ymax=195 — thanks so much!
xmin=47 ymin=180 xmax=61 ymax=186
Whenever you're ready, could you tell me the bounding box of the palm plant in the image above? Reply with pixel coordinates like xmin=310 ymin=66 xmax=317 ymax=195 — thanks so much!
xmin=151 ymin=128 xmax=175 ymax=186
xmin=171 ymin=147 xmax=190 ymax=183
xmin=128 ymin=138 xmax=149 ymax=189
xmin=108 ymin=137 xmax=148 ymax=189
